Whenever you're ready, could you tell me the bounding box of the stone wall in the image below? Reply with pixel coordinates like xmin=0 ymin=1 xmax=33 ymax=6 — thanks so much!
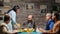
xmin=0 ymin=0 xmax=59 ymax=28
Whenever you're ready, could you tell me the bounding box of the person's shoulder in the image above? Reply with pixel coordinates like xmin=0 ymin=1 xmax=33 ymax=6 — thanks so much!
xmin=48 ymin=20 xmax=53 ymax=23
xmin=1 ymin=23 xmax=7 ymax=25
xmin=0 ymin=23 xmax=8 ymax=28
xmin=11 ymin=10 xmax=15 ymax=13
xmin=9 ymin=10 xmax=15 ymax=13
xmin=49 ymin=19 xmax=53 ymax=22
xmin=49 ymin=20 xmax=54 ymax=23
xmin=56 ymin=21 xmax=60 ymax=24
xmin=54 ymin=21 xmax=60 ymax=27
xmin=33 ymin=20 xmax=35 ymax=23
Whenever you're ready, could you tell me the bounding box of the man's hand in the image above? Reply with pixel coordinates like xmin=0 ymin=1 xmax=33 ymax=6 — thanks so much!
xmin=12 ymin=30 xmax=19 ymax=33
xmin=39 ymin=28 xmax=46 ymax=33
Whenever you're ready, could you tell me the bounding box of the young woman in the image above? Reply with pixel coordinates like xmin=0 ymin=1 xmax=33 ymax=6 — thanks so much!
xmin=7 ymin=5 xmax=20 ymax=31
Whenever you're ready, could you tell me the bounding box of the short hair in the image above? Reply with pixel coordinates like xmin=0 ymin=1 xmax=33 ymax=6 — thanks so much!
xmin=4 ymin=15 xmax=10 ymax=22
xmin=46 ymin=13 xmax=51 ymax=17
xmin=28 ymin=15 xmax=33 ymax=18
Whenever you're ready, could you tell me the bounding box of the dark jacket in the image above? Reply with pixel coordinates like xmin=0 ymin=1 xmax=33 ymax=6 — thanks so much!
xmin=23 ymin=20 xmax=36 ymax=29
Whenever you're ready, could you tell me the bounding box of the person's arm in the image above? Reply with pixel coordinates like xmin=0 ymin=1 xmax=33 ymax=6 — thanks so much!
xmin=3 ymin=27 xmax=12 ymax=34
xmin=3 ymin=27 xmax=18 ymax=34
xmin=11 ymin=12 xmax=17 ymax=25
xmin=44 ymin=22 xmax=59 ymax=34
xmin=47 ymin=23 xmax=59 ymax=33
xmin=33 ymin=21 xmax=36 ymax=29
xmin=21 ymin=22 xmax=26 ymax=28
xmin=9 ymin=11 xmax=17 ymax=25
xmin=39 ymin=22 xmax=59 ymax=34
xmin=49 ymin=22 xmax=54 ymax=30
xmin=11 ymin=11 xmax=17 ymax=25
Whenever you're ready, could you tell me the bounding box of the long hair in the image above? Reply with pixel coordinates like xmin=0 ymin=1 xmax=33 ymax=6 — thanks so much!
xmin=7 ymin=5 xmax=20 ymax=13
xmin=55 ymin=13 xmax=60 ymax=20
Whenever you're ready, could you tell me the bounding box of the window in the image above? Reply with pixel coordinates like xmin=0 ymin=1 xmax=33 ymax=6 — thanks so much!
xmin=4 ymin=0 xmax=10 ymax=2
xmin=40 ymin=5 xmax=47 ymax=13
xmin=55 ymin=0 xmax=60 ymax=3
xmin=26 ymin=3 xmax=34 ymax=10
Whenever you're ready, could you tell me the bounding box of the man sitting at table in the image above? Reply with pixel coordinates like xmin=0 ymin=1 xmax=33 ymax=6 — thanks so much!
xmin=45 ymin=13 xmax=54 ymax=30
xmin=23 ymin=15 xmax=35 ymax=29
xmin=0 ymin=15 xmax=18 ymax=34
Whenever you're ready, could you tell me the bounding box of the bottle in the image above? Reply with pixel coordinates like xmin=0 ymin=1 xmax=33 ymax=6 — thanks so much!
xmin=36 ymin=27 xmax=40 ymax=32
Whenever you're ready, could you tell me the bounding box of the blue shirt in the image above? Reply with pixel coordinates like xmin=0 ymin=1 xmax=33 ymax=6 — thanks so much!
xmin=45 ymin=19 xmax=54 ymax=30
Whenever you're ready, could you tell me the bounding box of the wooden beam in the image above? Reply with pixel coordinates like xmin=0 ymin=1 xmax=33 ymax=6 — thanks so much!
xmin=0 ymin=0 xmax=3 ymax=6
